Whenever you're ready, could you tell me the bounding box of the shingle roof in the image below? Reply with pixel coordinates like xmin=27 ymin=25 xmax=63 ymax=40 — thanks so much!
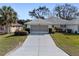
xmin=25 ymin=19 xmax=51 ymax=25
xmin=66 ymin=19 xmax=79 ymax=24
xmin=47 ymin=16 xmax=79 ymax=25
xmin=46 ymin=16 xmax=68 ymax=24
xmin=25 ymin=16 xmax=79 ymax=25
xmin=11 ymin=23 xmax=22 ymax=27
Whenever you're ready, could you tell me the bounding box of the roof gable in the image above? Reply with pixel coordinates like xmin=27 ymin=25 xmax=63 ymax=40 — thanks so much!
xmin=25 ymin=19 xmax=51 ymax=25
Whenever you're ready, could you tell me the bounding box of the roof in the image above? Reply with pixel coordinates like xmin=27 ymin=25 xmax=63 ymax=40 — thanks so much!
xmin=11 ymin=23 xmax=22 ymax=27
xmin=25 ymin=16 xmax=79 ymax=25
xmin=46 ymin=16 xmax=68 ymax=25
xmin=65 ymin=19 xmax=79 ymax=25
xmin=25 ymin=19 xmax=51 ymax=25
xmin=47 ymin=16 xmax=79 ymax=25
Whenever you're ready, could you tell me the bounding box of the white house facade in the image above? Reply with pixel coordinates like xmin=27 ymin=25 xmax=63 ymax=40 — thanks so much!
xmin=47 ymin=16 xmax=79 ymax=33
xmin=25 ymin=16 xmax=79 ymax=34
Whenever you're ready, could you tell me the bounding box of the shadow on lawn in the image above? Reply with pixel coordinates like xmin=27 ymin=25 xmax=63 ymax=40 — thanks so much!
xmin=62 ymin=32 xmax=79 ymax=35
xmin=5 ymin=34 xmax=26 ymax=38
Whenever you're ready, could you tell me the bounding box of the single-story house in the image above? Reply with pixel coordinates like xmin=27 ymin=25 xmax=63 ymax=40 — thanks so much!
xmin=25 ymin=16 xmax=79 ymax=34
xmin=0 ymin=23 xmax=23 ymax=34
xmin=10 ymin=23 xmax=23 ymax=33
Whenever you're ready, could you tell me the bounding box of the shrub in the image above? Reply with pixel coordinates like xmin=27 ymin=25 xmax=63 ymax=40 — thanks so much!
xmin=14 ymin=29 xmax=28 ymax=36
xmin=25 ymin=28 xmax=30 ymax=33
xmin=49 ymin=28 xmax=55 ymax=34
xmin=0 ymin=32 xmax=7 ymax=35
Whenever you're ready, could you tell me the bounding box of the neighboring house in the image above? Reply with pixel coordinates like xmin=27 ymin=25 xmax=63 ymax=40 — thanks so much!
xmin=25 ymin=16 xmax=79 ymax=34
xmin=10 ymin=23 xmax=23 ymax=33
xmin=0 ymin=25 xmax=7 ymax=34
xmin=0 ymin=23 xmax=23 ymax=34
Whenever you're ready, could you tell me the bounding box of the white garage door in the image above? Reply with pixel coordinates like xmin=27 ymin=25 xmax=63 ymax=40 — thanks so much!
xmin=30 ymin=25 xmax=48 ymax=34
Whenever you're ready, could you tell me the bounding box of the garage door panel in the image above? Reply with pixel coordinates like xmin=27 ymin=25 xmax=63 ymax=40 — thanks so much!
xmin=31 ymin=25 xmax=48 ymax=33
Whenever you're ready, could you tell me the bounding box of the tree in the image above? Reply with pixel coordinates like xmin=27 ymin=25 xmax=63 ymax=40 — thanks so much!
xmin=29 ymin=6 xmax=51 ymax=19
xmin=17 ymin=19 xmax=31 ymax=25
xmin=0 ymin=6 xmax=17 ymax=33
xmin=17 ymin=19 xmax=25 ymax=25
xmin=54 ymin=4 xmax=79 ymax=20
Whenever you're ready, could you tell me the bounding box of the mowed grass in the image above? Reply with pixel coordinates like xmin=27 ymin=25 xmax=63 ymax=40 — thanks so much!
xmin=0 ymin=34 xmax=26 ymax=56
xmin=51 ymin=33 xmax=79 ymax=56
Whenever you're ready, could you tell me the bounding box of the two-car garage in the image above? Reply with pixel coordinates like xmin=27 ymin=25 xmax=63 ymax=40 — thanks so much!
xmin=30 ymin=25 xmax=49 ymax=34
xmin=25 ymin=19 xmax=52 ymax=34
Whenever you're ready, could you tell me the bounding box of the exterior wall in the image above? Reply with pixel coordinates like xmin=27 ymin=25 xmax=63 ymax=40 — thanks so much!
xmin=27 ymin=24 xmax=79 ymax=33
xmin=76 ymin=25 xmax=79 ymax=33
xmin=51 ymin=24 xmax=79 ymax=33
xmin=27 ymin=25 xmax=31 ymax=28
xmin=77 ymin=25 xmax=79 ymax=32
xmin=54 ymin=24 xmax=61 ymax=28
xmin=66 ymin=24 xmax=78 ymax=33
xmin=0 ymin=26 xmax=7 ymax=33
xmin=10 ymin=26 xmax=23 ymax=33
xmin=27 ymin=25 xmax=52 ymax=28
xmin=48 ymin=25 xmax=52 ymax=28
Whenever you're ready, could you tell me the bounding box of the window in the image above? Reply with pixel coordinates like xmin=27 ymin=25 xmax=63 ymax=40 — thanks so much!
xmin=52 ymin=25 xmax=54 ymax=27
xmin=60 ymin=25 xmax=66 ymax=27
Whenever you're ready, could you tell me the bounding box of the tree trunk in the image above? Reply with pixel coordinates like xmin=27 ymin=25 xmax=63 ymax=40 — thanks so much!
xmin=6 ymin=24 xmax=10 ymax=34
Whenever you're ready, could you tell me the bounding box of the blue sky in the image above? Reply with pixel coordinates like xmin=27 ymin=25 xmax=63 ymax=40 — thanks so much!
xmin=0 ymin=3 xmax=79 ymax=20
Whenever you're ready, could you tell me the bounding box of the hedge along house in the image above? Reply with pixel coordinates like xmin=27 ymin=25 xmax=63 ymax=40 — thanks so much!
xmin=25 ymin=19 xmax=52 ymax=34
xmin=25 ymin=16 xmax=79 ymax=34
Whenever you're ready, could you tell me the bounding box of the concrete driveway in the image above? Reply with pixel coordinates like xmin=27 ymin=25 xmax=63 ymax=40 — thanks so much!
xmin=6 ymin=34 xmax=68 ymax=56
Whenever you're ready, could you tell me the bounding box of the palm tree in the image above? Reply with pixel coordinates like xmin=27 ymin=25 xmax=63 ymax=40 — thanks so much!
xmin=0 ymin=6 xmax=17 ymax=33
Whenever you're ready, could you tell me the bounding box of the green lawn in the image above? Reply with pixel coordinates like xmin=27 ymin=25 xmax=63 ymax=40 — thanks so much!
xmin=51 ymin=33 xmax=79 ymax=56
xmin=0 ymin=34 xmax=26 ymax=56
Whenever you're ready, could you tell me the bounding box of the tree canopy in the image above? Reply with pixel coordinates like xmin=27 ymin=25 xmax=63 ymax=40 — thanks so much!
xmin=0 ymin=6 xmax=17 ymax=25
xmin=29 ymin=6 xmax=51 ymax=19
xmin=54 ymin=4 xmax=79 ymax=20
xmin=17 ymin=19 xmax=31 ymax=25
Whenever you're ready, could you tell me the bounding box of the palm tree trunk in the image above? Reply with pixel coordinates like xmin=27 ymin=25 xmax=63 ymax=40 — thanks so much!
xmin=6 ymin=24 xmax=10 ymax=34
